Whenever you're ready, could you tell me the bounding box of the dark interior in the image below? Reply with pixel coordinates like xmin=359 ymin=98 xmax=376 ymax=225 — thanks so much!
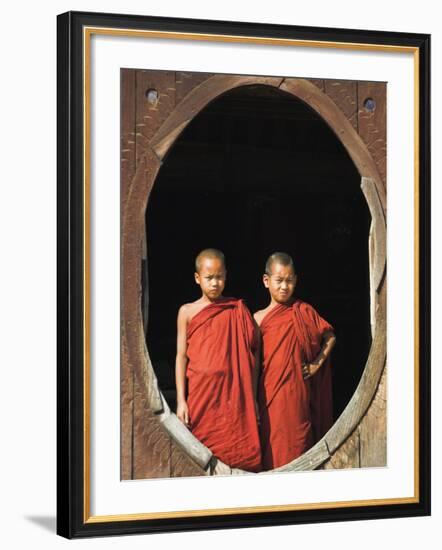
xmin=144 ymin=84 xmax=372 ymax=424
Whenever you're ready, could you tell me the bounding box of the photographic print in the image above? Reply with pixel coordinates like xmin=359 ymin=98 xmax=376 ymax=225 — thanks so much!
xmin=120 ymin=70 xmax=387 ymax=479
xmin=57 ymin=10 xmax=430 ymax=538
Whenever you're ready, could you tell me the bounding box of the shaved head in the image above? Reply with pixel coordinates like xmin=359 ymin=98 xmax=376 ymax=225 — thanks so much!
xmin=265 ymin=252 xmax=296 ymax=276
xmin=195 ymin=248 xmax=226 ymax=273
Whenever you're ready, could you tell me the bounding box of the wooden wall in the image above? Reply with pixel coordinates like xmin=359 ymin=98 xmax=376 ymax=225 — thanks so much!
xmin=120 ymin=69 xmax=387 ymax=478
xmin=316 ymin=79 xmax=387 ymax=470
xmin=121 ymin=70 xmax=213 ymax=479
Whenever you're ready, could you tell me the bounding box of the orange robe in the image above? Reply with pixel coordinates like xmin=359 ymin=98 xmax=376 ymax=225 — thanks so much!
xmin=258 ymin=300 xmax=333 ymax=470
xmin=186 ymin=297 xmax=262 ymax=472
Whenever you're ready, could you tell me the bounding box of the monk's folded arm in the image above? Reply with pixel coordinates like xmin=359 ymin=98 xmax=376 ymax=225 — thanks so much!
xmin=314 ymin=330 xmax=336 ymax=369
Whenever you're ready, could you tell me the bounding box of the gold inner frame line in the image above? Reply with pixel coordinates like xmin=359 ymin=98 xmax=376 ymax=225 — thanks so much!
xmin=82 ymin=26 xmax=421 ymax=523
xmin=85 ymin=26 xmax=418 ymax=54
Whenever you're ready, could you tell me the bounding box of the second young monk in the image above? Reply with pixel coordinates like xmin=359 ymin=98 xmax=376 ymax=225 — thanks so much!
xmin=254 ymin=252 xmax=336 ymax=470
xmin=175 ymin=248 xmax=261 ymax=472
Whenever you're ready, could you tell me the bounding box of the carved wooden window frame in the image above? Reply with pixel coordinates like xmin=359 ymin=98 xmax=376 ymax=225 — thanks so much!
xmin=122 ymin=75 xmax=387 ymax=475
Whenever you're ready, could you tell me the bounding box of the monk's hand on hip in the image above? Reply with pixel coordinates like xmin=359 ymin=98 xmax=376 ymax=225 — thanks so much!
xmin=177 ymin=400 xmax=190 ymax=427
xmin=302 ymin=362 xmax=321 ymax=379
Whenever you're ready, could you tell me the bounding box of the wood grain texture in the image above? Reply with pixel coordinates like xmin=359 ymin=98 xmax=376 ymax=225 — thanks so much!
xmin=360 ymin=367 xmax=387 ymax=467
xmin=121 ymin=69 xmax=137 ymax=209
xmin=120 ymin=337 xmax=134 ymax=480
xmin=321 ymin=367 xmax=387 ymax=470
xmin=361 ymin=177 xmax=387 ymax=337
xmin=133 ymin=376 xmax=171 ymax=479
xmin=133 ymin=72 xmax=176 ymax=342
xmin=122 ymin=150 xmax=163 ymax=413
xmin=324 ymin=79 xmax=358 ymax=130
xmin=160 ymin=412 xmax=213 ymax=469
xmin=170 ymin=444 xmax=207 ymax=477
xmin=358 ymin=82 xmax=387 ymax=191
xmin=322 ymin=427 xmax=361 ymax=469
xmin=135 ymin=70 xmax=176 ymax=164
xmin=274 ymin=440 xmax=331 ymax=472
xmin=120 ymin=69 xmax=136 ymax=480
xmin=361 ymin=177 xmax=386 ymax=293
xmin=175 ymin=71 xmax=213 ymax=105
xmin=306 ymin=78 xmax=325 ymax=92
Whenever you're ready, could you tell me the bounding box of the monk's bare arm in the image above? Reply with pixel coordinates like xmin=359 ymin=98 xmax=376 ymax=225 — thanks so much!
xmin=302 ymin=330 xmax=336 ymax=380
xmin=175 ymin=305 xmax=190 ymax=426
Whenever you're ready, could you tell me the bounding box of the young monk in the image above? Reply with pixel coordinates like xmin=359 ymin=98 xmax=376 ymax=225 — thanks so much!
xmin=175 ymin=248 xmax=261 ymax=472
xmin=254 ymin=252 xmax=336 ymax=470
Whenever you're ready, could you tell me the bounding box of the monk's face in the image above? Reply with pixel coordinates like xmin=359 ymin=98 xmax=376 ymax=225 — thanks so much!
xmin=195 ymin=257 xmax=226 ymax=301
xmin=263 ymin=262 xmax=297 ymax=304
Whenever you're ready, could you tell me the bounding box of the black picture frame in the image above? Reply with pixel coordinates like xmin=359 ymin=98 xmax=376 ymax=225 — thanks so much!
xmin=57 ymin=10 xmax=431 ymax=539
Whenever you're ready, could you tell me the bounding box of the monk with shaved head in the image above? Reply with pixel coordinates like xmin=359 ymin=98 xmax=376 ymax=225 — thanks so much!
xmin=175 ymin=248 xmax=261 ymax=472
xmin=254 ymin=252 xmax=336 ymax=470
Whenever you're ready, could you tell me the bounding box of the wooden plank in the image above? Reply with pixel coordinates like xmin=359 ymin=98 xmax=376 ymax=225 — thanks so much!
xmin=175 ymin=71 xmax=212 ymax=105
xmin=322 ymin=428 xmax=361 ymax=470
xmin=135 ymin=70 xmax=176 ymax=164
xmin=121 ymin=69 xmax=136 ymax=209
xmin=361 ymin=177 xmax=387 ymax=337
xmin=362 ymin=175 xmax=387 ymax=292
xmin=324 ymin=79 xmax=358 ymax=130
xmin=120 ymin=68 xmax=136 ymax=480
xmin=306 ymin=78 xmax=325 ymax=92
xmin=134 ymin=69 xmax=176 ymax=341
xmin=359 ymin=367 xmax=387 ymax=467
xmin=122 ymin=150 xmax=163 ymax=413
xmin=323 ymin=369 xmax=387 ymax=470
xmin=272 ymin=440 xmax=330 ymax=472
xmin=120 ymin=336 xmax=134 ymax=480
xmin=170 ymin=444 xmax=206 ymax=478
xmin=133 ymin=376 xmax=171 ymax=479
xmin=161 ymin=412 xmax=213 ymax=469
xmin=358 ymin=82 xmax=387 ymax=190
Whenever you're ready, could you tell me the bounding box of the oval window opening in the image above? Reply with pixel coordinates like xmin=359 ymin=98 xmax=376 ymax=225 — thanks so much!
xmin=144 ymin=84 xmax=371 ymax=471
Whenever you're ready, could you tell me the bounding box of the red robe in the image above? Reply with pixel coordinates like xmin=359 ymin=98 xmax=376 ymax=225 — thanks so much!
xmin=258 ymin=300 xmax=333 ymax=470
xmin=186 ymin=297 xmax=262 ymax=472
